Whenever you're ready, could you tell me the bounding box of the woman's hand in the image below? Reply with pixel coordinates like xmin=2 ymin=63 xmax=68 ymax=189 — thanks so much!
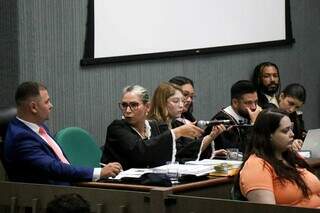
xmin=208 ymin=124 xmax=226 ymax=140
xmin=201 ymin=125 xmax=226 ymax=152
xmin=291 ymin=139 xmax=303 ymax=151
xmin=213 ymin=149 xmax=227 ymax=156
xmin=173 ymin=122 xmax=204 ymax=139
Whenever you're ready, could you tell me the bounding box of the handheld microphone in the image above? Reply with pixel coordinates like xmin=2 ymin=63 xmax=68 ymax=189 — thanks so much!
xmin=196 ymin=120 xmax=232 ymax=129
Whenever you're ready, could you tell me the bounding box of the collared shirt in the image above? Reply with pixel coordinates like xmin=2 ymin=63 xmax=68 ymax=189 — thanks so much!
xmin=265 ymin=94 xmax=279 ymax=107
xmin=223 ymin=106 xmax=248 ymax=124
xmin=131 ymin=120 xmax=152 ymax=139
xmin=16 ymin=117 xmax=101 ymax=181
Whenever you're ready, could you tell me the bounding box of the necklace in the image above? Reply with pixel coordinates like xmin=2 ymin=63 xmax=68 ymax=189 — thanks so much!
xmin=132 ymin=125 xmax=147 ymax=139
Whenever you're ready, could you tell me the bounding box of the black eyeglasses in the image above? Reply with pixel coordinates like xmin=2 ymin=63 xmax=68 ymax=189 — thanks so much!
xmin=118 ymin=102 xmax=141 ymax=111
xmin=182 ymin=91 xmax=196 ymax=99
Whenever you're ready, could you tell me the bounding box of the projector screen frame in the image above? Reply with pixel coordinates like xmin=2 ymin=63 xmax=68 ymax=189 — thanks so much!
xmin=81 ymin=0 xmax=294 ymax=66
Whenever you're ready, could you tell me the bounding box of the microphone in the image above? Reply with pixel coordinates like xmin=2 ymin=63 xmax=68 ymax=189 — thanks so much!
xmin=196 ymin=120 xmax=232 ymax=129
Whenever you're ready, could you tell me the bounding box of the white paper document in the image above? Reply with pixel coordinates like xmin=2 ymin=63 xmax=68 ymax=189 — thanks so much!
xmin=153 ymin=164 xmax=214 ymax=176
xmin=185 ymin=159 xmax=242 ymax=168
xmin=109 ymin=160 xmax=243 ymax=180
xmin=111 ymin=168 xmax=153 ymax=180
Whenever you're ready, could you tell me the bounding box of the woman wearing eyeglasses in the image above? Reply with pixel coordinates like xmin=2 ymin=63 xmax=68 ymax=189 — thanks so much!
xmin=148 ymin=82 xmax=226 ymax=162
xmin=101 ymin=85 xmax=203 ymax=170
xmin=169 ymin=76 xmax=197 ymax=122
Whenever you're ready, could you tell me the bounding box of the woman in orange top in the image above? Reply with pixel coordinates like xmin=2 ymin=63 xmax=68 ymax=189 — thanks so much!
xmin=234 ymin=109 xmax=320 ymax=208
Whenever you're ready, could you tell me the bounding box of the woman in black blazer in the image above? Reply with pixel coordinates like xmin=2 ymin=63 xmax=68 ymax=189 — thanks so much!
xmin=148 ymin=82 xmax=226 ymax=162
xmin=169 ymin=76 xmax=196 ymax=122
xmin=101 ymin=85 xmax=203 ymax=170
xmin=277 ymin=83 xmax=307 ymax=149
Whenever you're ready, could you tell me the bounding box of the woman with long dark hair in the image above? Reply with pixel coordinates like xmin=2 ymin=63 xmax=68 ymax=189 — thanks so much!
xmin=278 ymin=83 xmax=307 ymax=142
xmin=234 ymin=109 xmax=320 ymax=208
xmin=169 ymin=76 xmax=196 ymax=122
xmin=263 ymin=83 xmax=307 ymax=150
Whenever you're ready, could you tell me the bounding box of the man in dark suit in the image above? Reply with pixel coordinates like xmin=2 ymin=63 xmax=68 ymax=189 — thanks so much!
xmin=252 ymin=62 xmax=281 ymax=109
xmin=4 ymin=81 xmax=122 ymax=185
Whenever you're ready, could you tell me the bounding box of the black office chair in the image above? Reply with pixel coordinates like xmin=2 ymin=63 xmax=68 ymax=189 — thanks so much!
xmin=0 ymin=107 xmax=17 ymax=143
xmin=0 ymin=107 xmax=17 ymax=169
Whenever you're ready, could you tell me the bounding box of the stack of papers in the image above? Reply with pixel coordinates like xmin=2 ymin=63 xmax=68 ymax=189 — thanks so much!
xmin=111 ymin=168 xmax=153 ymax=180
xmin=185 ymin=159 xmax=242 ymax=166
xmin=185 ymin=159 xmax=243 ymax=176
xmin=153 ymin=164 xmax=214 ymax=177
xmin=109 ymin=159 xmax=243 ymax=181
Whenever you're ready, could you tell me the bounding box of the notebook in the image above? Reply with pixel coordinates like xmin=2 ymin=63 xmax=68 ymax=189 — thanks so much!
xmin=301 ymin=129 xmax=320 ymax=158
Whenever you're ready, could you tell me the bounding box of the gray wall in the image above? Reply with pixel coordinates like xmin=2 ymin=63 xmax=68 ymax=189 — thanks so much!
xmin=0 ymin=0 xmax=319 ymax=145
xmin=0 ymin=0 xmax=18 ymax=107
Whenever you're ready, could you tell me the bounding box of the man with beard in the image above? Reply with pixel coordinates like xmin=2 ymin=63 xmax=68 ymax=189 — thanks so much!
xmin=252 ymin=62 xmax=280 ymax=109
xmin=204 ymin=80 xmax=261 ymax=154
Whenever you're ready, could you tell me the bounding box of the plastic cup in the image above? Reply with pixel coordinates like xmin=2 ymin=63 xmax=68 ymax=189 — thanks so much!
xmin=226 ymin=148 xmax=239 ymax=160
xmin=166 ymin=161 xmax=180 ymax=183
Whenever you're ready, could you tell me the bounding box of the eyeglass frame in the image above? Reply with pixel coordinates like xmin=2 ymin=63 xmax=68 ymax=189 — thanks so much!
xmin=118 ymin=102 xmax=143 ymax=111
xmin=182 ymin=91 xmax=196 ymax=99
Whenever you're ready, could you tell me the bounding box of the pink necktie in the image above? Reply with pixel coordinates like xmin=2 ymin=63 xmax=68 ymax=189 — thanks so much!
xmin=39 ymin=127 xmax=70 ymax=164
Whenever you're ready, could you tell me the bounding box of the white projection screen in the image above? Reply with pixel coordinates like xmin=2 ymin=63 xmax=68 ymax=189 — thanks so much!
xmin=81 ymin=0 xmax=293 ymax=65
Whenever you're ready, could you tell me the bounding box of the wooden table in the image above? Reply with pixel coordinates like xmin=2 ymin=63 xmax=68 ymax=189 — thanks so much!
xmin=77 ymin=158 xmax=320 ymax=200
xmin=78 ymin=175 xmax=233 ymax=198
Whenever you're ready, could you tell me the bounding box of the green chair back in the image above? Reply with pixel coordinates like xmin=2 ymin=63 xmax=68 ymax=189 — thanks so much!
xmin=55 ymin=127 xmax=102 ymax=167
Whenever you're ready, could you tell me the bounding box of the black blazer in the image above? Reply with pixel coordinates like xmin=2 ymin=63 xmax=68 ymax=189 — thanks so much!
xmin=257 ymin=92 xmax=278 ymax=109
xmin=171 ymin=119 xmax=202 ymax=163
xmin=290 ymin=111 xmax=307 ymax=140
xmin=101 ymin=119 xmax=173 ymax=170
xmin=204 ymin=110 xmax=253 ymax=154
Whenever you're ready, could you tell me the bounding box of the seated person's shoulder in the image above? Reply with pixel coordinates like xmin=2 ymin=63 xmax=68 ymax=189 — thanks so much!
xmin=242 ymin=155 xmax=273 ymax=173
xmin=7 ymin=123 xmax=36 ymax=142
xmin=148 ymin=120 xmax=169 ymax=133
xmin=212 ymin=110 xmax=237 ymax=125
xmin=106 ymin=120 xmax=131 ymax=135
xmin=240 ymin=155 xmax=275 ymax=196
xmin=108 ymin=119 xmax=127 ymax=128
xmin=210 ymin=110 xmax=228 ymax=120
